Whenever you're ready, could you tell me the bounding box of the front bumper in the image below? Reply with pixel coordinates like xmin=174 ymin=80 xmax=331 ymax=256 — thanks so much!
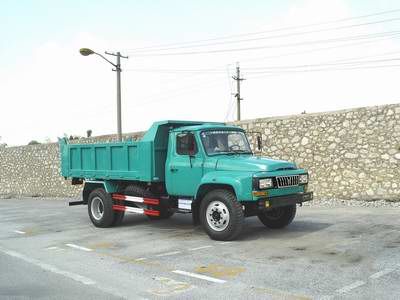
xmin=258 ymin=192 xmax=313 ymax=209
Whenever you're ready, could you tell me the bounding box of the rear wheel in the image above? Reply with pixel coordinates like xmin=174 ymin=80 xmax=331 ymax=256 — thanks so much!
xmin=257 ymin=205 xmax=296 ymax=229
xmin=88 ymin=188 xmax=115 ymax=228
xmin=200 ymin=189 xmax=244 ymax=241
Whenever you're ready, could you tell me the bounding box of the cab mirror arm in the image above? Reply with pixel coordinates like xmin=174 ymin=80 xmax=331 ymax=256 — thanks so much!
xmin=257 ymin=135 xmax=262 ymax=151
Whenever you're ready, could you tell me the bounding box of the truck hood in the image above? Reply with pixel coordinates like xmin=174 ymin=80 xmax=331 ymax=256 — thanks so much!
xmin=215 ymin=156 xmax=296 ymax=172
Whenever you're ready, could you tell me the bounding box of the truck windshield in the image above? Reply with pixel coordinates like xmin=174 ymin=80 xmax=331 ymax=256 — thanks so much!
xmin=200 ymin=130 xmax=252 ymax=155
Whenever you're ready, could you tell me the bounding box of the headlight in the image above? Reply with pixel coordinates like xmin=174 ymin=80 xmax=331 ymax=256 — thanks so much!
xmin=259 ymin=178 xmax=273 ymax=189
xmin=299 ymin=174 xmax=308 ymax=184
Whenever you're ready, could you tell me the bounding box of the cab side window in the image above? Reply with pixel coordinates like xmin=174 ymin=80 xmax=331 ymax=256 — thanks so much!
xmin=176 ymin=133 xmax=197 ymax=155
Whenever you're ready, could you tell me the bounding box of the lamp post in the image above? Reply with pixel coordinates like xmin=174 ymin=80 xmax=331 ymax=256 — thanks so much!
xmin=79 ymin=48 xmax=128 ymax=141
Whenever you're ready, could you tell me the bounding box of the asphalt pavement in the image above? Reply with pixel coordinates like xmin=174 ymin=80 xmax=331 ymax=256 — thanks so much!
xmin=0 ymin=197 xmax=399 ymax=299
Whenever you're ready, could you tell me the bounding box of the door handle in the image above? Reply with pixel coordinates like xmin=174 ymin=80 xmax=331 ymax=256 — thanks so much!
xmin=170 ymin=166 xmax=178 ymax=172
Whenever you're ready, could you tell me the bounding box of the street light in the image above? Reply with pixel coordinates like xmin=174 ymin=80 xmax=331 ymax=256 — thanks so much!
xmin=79 ymin=48 xmax=94 ymax=56
xmin=79 ymin=48 xmax=128 ymax=141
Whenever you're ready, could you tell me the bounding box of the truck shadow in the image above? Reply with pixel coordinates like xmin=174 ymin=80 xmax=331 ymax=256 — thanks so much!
xmin=237 ymin=219 xmax=333 ymax=241
xmin=120 ymin=214 xmax=332 ymax=241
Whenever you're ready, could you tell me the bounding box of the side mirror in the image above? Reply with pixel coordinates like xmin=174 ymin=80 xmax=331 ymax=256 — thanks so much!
xmin=257 ymin=135 xmax=262 ymax=151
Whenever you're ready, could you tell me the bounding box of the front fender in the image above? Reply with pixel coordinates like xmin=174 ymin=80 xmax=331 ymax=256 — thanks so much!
xmin=196 ymin=171 xmax=253 ymax=201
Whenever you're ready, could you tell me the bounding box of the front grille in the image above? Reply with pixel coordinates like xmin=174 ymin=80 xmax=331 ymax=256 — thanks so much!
xmin=276 ymin=175 xmax=299 ymax=188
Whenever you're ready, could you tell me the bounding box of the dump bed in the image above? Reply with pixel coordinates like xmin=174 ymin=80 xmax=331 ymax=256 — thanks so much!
xmin=60 ymin=120 xmax=219 ymax=183
xmin=60 ymin=139 xmax=158 ymax=182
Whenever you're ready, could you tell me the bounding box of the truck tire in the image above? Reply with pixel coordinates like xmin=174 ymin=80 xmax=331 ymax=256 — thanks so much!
xmin=200 ymin=189 xmax=244 ymax=241
xmin=257 ymin=205 xmax=296 ymax=229
xmin=88 ymin=188 xmax=116 ymax=228
xmin=125 ymin=185 xmax=174 ymax=220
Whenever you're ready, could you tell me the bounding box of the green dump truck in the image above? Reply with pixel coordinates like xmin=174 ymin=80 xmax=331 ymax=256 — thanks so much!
xmin=60 ymin=120 xmax=313 ymax=240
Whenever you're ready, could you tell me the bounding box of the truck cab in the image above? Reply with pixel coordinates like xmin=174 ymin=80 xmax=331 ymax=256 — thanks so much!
xmin=60 ymin=120 xmax=313 ymax=241
xmin=165 ymin=124 xmax=308 ymax=200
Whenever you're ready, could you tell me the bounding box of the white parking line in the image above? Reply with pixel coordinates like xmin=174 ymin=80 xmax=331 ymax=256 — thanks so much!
xmin=0 ymin=246 xmax=96 ymax=285
xmin=135 ymin=257 xmax=147 ymax=261
xmin=65 ymin=243 xmax=93 ymax=252
xmin=39 ymin=213 xmax=62 ymax=218
xmin=336 ymin=280 xmax=366 ymax=294
xmin=46 ymin=246 xmax=65 ymax=251
xmin=369 ymin=268 xmax=395 ymax=279
xmin=172 ymin=270 xmax=226 ymax=283
xmin=0 ymin=206 xmax=28 ymax=211
xmin=189 ymin=245 xmax=213 ymax=251
xmin=218 ymin=242 xmax=232 ymax=245
xmin=14 ymin=230 xmax=26 ymax=234
xmin=156 ymin=251 xmax=181 ymax=257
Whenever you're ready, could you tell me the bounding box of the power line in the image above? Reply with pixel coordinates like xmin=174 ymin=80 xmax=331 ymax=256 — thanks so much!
xmin=308 ymin=49 xmax=400 ymax=63
xmin=123 ymin=8 xmax=400 ymax=52
xmin=127 ymin=17 xmax=400 ymax=54
xmin=123 ymin=55 xmax=400 ymax=74
xmin=127 ymin=30 xmax=400 ymax=57
xmin=238 ymin=34 xmax=400 ymax=64
xmin=129 ymin=77 xmax=227 ymax=107
xmin=125 ymin=68 xmax=226 ymax=73
xmin=246 ymin=63 xmax=400 ymax=78
xmin=124 ymin=39 xmax=400 ymax=76
xmin=243 ymin=57 xmax=400 ymax=72
xmin=122 ymin=49 xmax=400 ymax=79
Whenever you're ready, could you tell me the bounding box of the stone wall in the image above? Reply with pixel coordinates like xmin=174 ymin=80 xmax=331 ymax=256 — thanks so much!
xmin=0 ymin=143 xmax=78 ymax=197
xmin=0 ymin=104 xmax=399 ymax=200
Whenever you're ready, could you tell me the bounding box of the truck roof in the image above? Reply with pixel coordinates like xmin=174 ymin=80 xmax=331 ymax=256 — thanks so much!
xmin=141 ymin=120 xmax=227 ymax=142
xmin=172 ymin=123 xmax=244 ymax=132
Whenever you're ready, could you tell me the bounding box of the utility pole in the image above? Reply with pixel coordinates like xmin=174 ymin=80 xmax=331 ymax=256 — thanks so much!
xmin=80 ymin=48 xmax=128 ymax=141
xmin=105 ymin=51 xmax=128 ymax=141
xmin=232 ymin=62 xmax=245 ymax=121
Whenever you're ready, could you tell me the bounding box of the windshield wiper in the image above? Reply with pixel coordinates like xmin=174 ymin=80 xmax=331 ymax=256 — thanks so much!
xmin=230 ymin=150 xmax=252 ymax=154
xmin=220 ymin=150 xmax=252 ymax=155
xmin=211 ymin=151 xmax=232 ymax=155
xmin=209 ymin=150 xmax=252 ymax=156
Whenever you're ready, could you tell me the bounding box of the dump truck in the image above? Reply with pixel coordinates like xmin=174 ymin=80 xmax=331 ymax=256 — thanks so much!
xmin=60 ymin=120 xmax=313 ymax=240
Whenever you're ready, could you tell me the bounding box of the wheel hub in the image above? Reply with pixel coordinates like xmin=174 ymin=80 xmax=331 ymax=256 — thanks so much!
xmin=206 ymin=201 xmax=230 ymax=232
xmin=91 ymin=196 xmax=104 ymax=221
xmin=212 ymin=210 xmax=221 ymax=221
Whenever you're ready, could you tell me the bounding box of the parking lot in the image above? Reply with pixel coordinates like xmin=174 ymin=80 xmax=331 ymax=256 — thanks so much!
xmin=0 ymin=197 xmax=399 ymax=299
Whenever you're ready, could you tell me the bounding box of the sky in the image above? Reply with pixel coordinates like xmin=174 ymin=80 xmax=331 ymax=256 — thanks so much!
xmin=1 ymin=0 xmax=400 ymax=146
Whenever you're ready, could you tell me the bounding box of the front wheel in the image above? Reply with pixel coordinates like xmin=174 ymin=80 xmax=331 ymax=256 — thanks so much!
xmin=200 ymin=189 xmax=244 ymax=241
xmin=257 ymin=205 xmax=296 ymax=229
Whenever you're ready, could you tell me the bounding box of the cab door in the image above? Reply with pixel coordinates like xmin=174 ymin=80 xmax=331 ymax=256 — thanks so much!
xmin=166 ymin=132 xmax=204 ymax=196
